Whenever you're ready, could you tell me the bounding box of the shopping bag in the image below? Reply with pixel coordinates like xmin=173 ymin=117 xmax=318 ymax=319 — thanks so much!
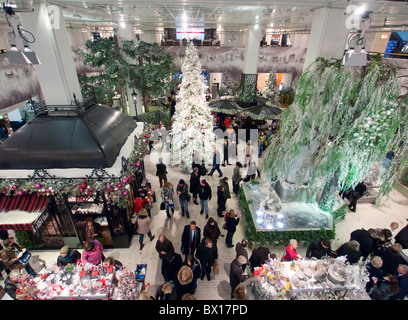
xmin=213 ymin=260 xmax=219 ymax=275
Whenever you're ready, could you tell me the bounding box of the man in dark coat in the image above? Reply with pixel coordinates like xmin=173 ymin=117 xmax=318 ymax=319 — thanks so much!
xmin=161 ymin=251 xmax=183 ymax=282
xmin=350 ymin=228 xmax=379 ymax=260
xmin=306 ymin=239 xmax=331 ymax=259
xmin=189 ymin=167 xmax=200 ymax=205
xmin=208 ymin=150 xmax=223 ymax=177
xmin=156 ymin=158 xmax=168 ymax=188
xmin=195 ymin=237 xmax=218 ymax=281
xmin=390 ymin=264 xmax=408 ymax=300
xmin=57 ymin=246 xmax=81 ymax=267
xmin=395 ymin=222 xmax=408 ymax=249
xmin=348 ymin=181 xmax=367 ymax=212
xmin=229 ymin=255 xmax=248 ymax=299
xmin=377 ymin=243 xmax=403 ymax=276
xmin=181 ymin=221 xmax=201 ymax=260
xmin=249 ymin=247 xmax=272 ymax=273
xmin=198 ymin=179 xmax=212 ymax=218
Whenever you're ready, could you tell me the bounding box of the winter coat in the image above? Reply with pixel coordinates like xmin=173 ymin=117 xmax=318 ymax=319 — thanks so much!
xmin=189 ymin=173 xmax=200 ymax=194
xmin=80 ymin=222 xmax=102 ymax=243
xmin=198 ymin=183 xmax=212 ymax=201
xmin=195 ymin=237 xmax=218 ymax=266
xmin=249 ymin=247 xmax=271 ymax=272
xmin=366 ymin=262 xmax=385 ymax=292
xmin=173 ymin=266 xmax=195 ymax=300
xmin=370 ymin=280 xmax=399 ymax=300
xmin=350 ymin=229 xmax=376 ymax=259
xmin=232 ymin=167 xmax=242 ymax=182
xmin=377 ymin=246 xmax=402 ymax=276
xmin=0 ymin=243 xmax=25 ymax=271
xmin=336 ymin=242 xmax=362 ymax=264
xmin=82 ymin=240 xmax=104 ymax=265
xmin=136 ymin=215 xmax=152 ymax=235
xmin=177 ymin=183 xmax=189 ymax=201
xmin=230 ymin=258 xmax=246 ymax=292
xmin=156 ymin=162 xmax=167 ymax=175
xmin=156 ymin=238 xmax=175 ymax=260
xmin=203 ymin=221 xmax=221 ymax=244
xmin=4 ymin=277 xmax=17 ymax=299
xmin=390 ymin=274 xmax=408 ymax=300
xmin=162 ymin=252 xmax=183 ymax=282
xmin=235 ymin=242 xmax=249 ymax=261
xmin=220 ymin=178 xmax=231 ymax=200
xmin=395 ymin=224 xmax=408 ymax=249
xmin=217 ymin=189 xmax=226 ymax=212
xmin=181 ymin=225 xmax=201 ymax=254
xmin=306 ymin=239 xmax=331 ymax=259
xmin=282 ymin=244 xmax=299 ymax=261
xmin=226 ymin=216 xmax=240 ymax=233
xmin=57 ymin=249 xmax=81 ymax=267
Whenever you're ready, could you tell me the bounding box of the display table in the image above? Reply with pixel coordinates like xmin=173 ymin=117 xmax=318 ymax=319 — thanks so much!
xmin=253 ymin=257 xmax=371 ymax=300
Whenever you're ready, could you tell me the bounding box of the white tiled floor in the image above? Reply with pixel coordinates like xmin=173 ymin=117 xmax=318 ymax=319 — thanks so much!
xmin=2 ymin=141 xmax=408 ymax=300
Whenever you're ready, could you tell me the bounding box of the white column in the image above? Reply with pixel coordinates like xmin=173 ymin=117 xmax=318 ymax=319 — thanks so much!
xmin=243 ymin=23 xmax=262 ymax=74
xmin=303 ymin=7 xmax=349 ymax=71
xmin=19 ymin=3 xmax=82 ymax=105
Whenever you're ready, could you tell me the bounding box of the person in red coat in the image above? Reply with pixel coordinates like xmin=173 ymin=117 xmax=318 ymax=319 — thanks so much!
xmin=282 ymin=239 xmax=302 ymax=261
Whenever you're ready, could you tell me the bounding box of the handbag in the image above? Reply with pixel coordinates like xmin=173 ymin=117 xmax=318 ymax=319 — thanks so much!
xmin=222 ymin=222 xmax=227 ymax=230
xmin=160 ymin=202 xmax=165 ymax=210
xmin=213 ymin=260 xmax=219 ymax=275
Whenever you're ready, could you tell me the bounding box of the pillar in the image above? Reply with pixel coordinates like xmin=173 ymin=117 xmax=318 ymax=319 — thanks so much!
xmin=19 ymin=4 xmax=83 ymax=105
xmin=303 ymin=7 xmax=349 ymax=71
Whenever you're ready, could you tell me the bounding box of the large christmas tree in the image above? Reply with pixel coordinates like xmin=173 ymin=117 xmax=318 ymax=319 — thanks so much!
xmin=170 ymin=43 xmax=216 ymax=170
xmin=261 ymin=67 xmax=280 ymax=106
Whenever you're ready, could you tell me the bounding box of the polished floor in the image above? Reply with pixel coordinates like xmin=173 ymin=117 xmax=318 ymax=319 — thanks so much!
xmin=2 ymin=140 xmax=408 ymax=300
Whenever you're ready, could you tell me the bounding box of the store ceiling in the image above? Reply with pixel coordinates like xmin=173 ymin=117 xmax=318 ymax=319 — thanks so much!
xmin=2 ymin=0 xmax=408 ymax=32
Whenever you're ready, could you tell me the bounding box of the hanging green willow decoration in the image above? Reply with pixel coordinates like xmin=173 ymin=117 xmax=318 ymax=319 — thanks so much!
xmin=261 ymin=56 xmax=408 ymax=210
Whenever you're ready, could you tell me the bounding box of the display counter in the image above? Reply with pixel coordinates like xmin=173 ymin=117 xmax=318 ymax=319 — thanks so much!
xmin=253 ymin=257 xmax=371 ymax=300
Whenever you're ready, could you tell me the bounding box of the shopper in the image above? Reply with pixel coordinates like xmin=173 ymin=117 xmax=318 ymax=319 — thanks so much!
xmin=82 ymin=239 xmax=104 ymax=266
xmin=216 ymin=185 xmax=226 ymax=218
xmin=249 ymin=247 xmax=274 ymax=273
xmin=350 ymin=228 xmax=380 ymax=260
xmin=0 ymin=238 xmax=37 ymax=277
xmin=225 ymin=209 xmax=241 ymax=248
xmin=177 ymin=179 xmax=190 ymax=218
xmin=156 ymin=157 xmax=168 ymax=188
xmin=258 ymin=131 xmax=266 ymax=157
xmin=348 ymin=181 xmax=367 ymax=212
xmin=222 ymin=137 xmax=231 ymax=166
xmin=203 ymin=217 xmax=222 ymax=246
xmin=219 ymin=177 xmax=231 ymax=207
xmin=181 ymin=221 xmax=201 ymax=259
xmin=4 ymin=270 xmax=20 ymax=299
xmin=198 ymin=179 xmax=212 ymax=218
xmin=208 ymin=149 xmax=223 ymax=177
xmin=135 ymin=208 xmax=155 ymax=251
xmin=183 ymin=254 xmax=201 ymax=293
xmin=232 ymin=162 xmax=243 ymax=196
xmin=395 ymin=220 xmax=408 ymax=249
xmin=244 ymin=140 xmax=253 ymax=168
xmin=161 ymin=251 xmax=182 ymax=282
xmin=173 ymin=265 xmax=195 ymax=300
xmin=235 ymin=239 xmax=249 ymax=271
xmin=0 ymin=242 xmax=10 ymax=280
xmin=57 ymin=245 xmax=81 ymax=267
xmin=305 ymin=239 xmax=331 ymax=259
xmin=377 ymin=243 xmax=403 ymax=276
xmin=282 ymin=239 xmax=302 ymax=261
xmin=365 ymin=256 xmax=385 ymax=293
xmin=104 ymin=256 xmax=123 ymax=271
xmin=80 ymin=217 xmax=102 ymax=244
xmin=161 ymin=181 xmax=175 ymax=218
xmin=229 ymin=255 xmax=249 ymax=299
xmin=155 ymin=233 xmax=175 ymax=260
xmin=243 ymin=161 xmax=260 ymax=182
xmin=155 ymin=281 xmax=177 ymax=300
xmin=189 ymin=167 xmax=200 ymax=205
xmin=390 ymin=264 xmax=408 ymax=300
xmin=196 ymin=237 xmax=218 ymax=281
xmin=369 ymin=275 xmax=399 ymax=300
xmin=335 ymin=240 xmax=362 ymax=264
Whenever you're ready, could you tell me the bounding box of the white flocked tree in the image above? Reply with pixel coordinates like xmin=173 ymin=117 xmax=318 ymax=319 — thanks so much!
xmin=261 ymin=67 xmax=280 ymax=106
xmin=170 ymin=42 xmax=216 ymax=170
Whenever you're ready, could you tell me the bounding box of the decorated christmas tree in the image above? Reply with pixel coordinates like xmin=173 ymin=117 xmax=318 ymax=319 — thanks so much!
xmin=170 ymin=43 xmax=216 ymax=170
xmin=261 ymin=56 xmax=408 ymax=210
xmin=261 ymin=67 xmax=280 ymax=106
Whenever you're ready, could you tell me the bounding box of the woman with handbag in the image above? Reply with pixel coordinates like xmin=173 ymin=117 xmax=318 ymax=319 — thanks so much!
xmin=161 ymin=182 xmax=175 ymax=218
xmin=136 ymin=208 xmax=155 ymax=250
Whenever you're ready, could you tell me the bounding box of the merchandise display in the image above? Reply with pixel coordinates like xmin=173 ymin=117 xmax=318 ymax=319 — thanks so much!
xmin=253 ymin=256 xmax=371 ymax=300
